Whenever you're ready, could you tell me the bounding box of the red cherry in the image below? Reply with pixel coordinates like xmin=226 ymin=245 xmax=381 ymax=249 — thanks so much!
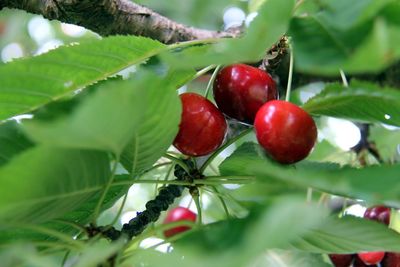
xmin=213 ymin=64 xmax=277 ymax=123
xmin=329 ymin=254 xmax=353 ymax=267
xmin=254 ymin=100 xmax=317 ymax=164
xmin=364 ymin=206 xmax=391 ymax=226
xmin=357 ymin=252 xmax=385 ymax=266
xmin=173 ymin=93 xmax=227 ymax=156
xmin=382 ymin=252 xmax=400 ymax=267
xmin=163 ymin=207 xmax=197 ymax=238
xmin=353 ymin=256 xmax=377 ymax=267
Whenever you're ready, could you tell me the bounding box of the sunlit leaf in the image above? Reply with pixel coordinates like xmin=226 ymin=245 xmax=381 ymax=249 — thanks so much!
xmin=0 ymin=36 xmax=165 ymax=121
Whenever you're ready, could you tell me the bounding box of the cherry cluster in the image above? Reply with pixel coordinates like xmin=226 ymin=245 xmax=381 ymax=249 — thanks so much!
xmin=330 ymin=206 xmax=399 ymax=267
xmin=173 ymin=63 xmax=317 ymax=164
xmin=160 ymin=64 xmax=318 ymax=238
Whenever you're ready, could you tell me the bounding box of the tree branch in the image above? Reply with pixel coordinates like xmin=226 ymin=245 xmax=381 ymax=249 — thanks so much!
xmin=0 ymin=0 xmax=233 ymax=44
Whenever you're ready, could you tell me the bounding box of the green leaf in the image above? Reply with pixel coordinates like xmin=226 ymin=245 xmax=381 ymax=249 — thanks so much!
xmin=0 ymin=121 xmax=33 ymax=167
xmin=248 ymin=0 xmax=267 ymax=13
xmin=260 ymin=250 xmax=331 ymax=267
xmin=290 ymin=13 xmax=400 ymax=75
xmin=119 ymin=71 xmax=183 ymax=175
xmin=124 ymin=198 xmax=327 ymax=267
xmin=23 ymin=69 xmax=182 ymax=155
xmin=0 ymin=36 xmax=165 ymax=121
xmin=0 ymin=146 xmax=110 ymax=224
xmin=291 ymin=216 xmax=400 ymax=253
xmin=0 ymin=174 xmax=129 ymax=244
xmin=370 ymin=125 xmax=400 ymax=162
xmin=220 ymin=142 xmax=400 ymax=203
xmin=23 ymin=77 xmax=143 ymax=153
xmin=163 ymin=0 xmax=295 ymax=68
xmin=74 ymin=240 xmax=125 ymax=267
xmin=303 ymin=80 xmax=400 ymax=127
xmin=317 ymin=0 xmax=396 ymax=30
xmin=0 ymin=244 xmax=58 ymax=267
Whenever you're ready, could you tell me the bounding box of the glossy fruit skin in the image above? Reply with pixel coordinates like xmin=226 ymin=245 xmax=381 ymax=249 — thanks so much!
xmin=329 ymin=254 xmax=353 ymax=267
xmin=382 ymin=252 xmax=400 ymax=267
xmin=163 ymin=207 xmax=197 ymax=238
xmin=173 ymin=93 xmax=227 ymax=156
xmin=254 ymin=100 xmax=317 ymax=164
xmin=357 ymin=252 xmax=385 ymax=266
xmin=213 ymin=64 xmax=277 ymax=123
xmin=364 ymin=206 xmax=391 ymax=226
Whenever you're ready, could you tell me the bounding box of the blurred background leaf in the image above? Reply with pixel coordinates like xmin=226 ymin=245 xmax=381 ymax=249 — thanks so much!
xmin=290 ymin=0 xmax=400 ymax=75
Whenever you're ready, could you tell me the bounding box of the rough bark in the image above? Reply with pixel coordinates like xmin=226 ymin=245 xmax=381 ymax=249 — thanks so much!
xmin=0 ymin=0 xmax=233 ymax=44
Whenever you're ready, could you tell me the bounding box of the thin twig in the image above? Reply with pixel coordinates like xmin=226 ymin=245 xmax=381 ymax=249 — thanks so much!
xmin=92 ymin=158 xmax=120 ymax=225
xmin=204 ymin=65 xmax=222 ymax=98
xmin=200 ymin=128 xmax=253 ymax=173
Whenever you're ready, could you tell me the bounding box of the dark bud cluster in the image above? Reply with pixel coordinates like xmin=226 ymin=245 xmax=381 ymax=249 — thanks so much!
xmin=121 ymin=184 xmax=183 ymax=238
xmin=100 ymin=158 xmax=199 ymax=241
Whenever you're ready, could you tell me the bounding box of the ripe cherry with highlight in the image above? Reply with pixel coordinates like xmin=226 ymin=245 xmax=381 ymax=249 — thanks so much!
xmin=173 ymin=93 xmax=227 ymax=157
xmin=364 ymin=206 xmax=391 ymax=226
xmin=357 ymin=252 xmax=385 ymax=266
xmin=254 ymin=100 xmax=317 ymax=164
xmin=213 ymin=64 xmax=277 ymax=123
xmin=163 ymin=207 xmax=197 ymax=238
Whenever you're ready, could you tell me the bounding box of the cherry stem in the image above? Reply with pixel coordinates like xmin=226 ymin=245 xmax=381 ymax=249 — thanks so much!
xmin=61 ymin=251 xmax=71 ymax=267
xmin=204 ymin=65 xmax=222 ymax=98
xmin=306 ymin=187 xmax=313 ymax=203
xmin=317 ymin=193 xmax=329 ymax=207
xmin=211 ymin=186 xmax=231 ymax=219
xmin=163 ymin=153 xmax=191 ymax=174
xmin=285 ymin=42 xmax=294 ymax=102
xmin=167 ymin=38 xmax=222 ymax=50
xmin=341 ymin=198 xmax=348 ymax=215
xmin=294 ymin=0 xmax=305 ymax=11
xmin=52 ymin=219 xmax=87 ymax=233
xmin=192 ymin=191 xmax=203 ymax=225
xmin=144 ymin=162 xmax=172 ymax=174
xmin=205 ymin=175 xmax=255 ymax=180
xmin=111 ymin=178 xmax=252 ymax=187
xmin=340 ymin=69 xmax=349 ymax=87
xmin=110 ymin=192 xmax=129 ymax=226
xmin=193 ymin=64 xmax=216 ymax=79
xmin=155 ymin=163 xmax=174 ymax=196
xmin=92 ymin=157 xmax=119 ymax=225
xmin=199 ymin=127 xmax=253 ymax=173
